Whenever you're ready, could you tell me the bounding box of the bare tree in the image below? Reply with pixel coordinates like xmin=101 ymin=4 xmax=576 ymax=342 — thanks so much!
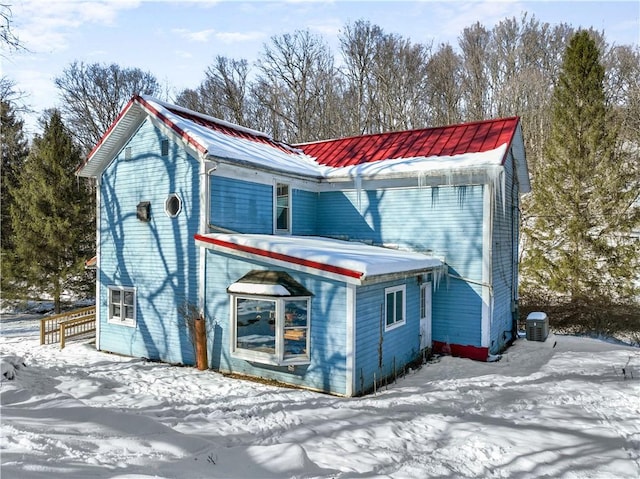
xmin=175 ymin=87 xmax=208 ymax=114
xmin=207 ymin=56 xmax=250 ymax=125
xmin=425 ymin=43 xmax=463 ymax=126
xmin=370 ymin=33 xmax=431 ymax=131
xmin=1 ymin=4 xmax=25 ymax=56
xmin=603 ymin=44 xmax=640 ymax=141
xmin=0 ymin=76 xmax=30 ymax=113
xmin=55 ymin=62 xmax=161 ymax=153
xmin=339 ymin=21 xmax=432 ymax=134
xmin=459 ymin=22 xmax=491 ymax=121
xmin=339 ymin=20 xmax=384 ymax=135
xmin=176 ymin=56 xmax=251 ymax=126
xmin=254 ymin=30 xmax=339 ymax=142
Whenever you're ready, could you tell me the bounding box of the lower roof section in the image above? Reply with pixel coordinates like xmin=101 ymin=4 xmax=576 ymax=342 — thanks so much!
xmin=194 ymin=233 xmax=442 ymax=285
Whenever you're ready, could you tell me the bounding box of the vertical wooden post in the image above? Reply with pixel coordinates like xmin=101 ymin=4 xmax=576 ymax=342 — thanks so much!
xmin=195 ymin=316 xmax=208 ymax=370
xmin=60 ymin=323 xmax=66 ymax=349
xmin=40 ymin=319 xmax=45 ymax=345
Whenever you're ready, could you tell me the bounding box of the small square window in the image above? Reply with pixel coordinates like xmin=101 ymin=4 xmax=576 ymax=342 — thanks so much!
xmin=385 ymin=285 xmax=406 ymax=331
xmin=108 ymin=286 xmax=136 ymax=327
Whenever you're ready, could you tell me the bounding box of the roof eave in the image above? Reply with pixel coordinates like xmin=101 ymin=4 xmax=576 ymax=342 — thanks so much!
xmin=194 ymin=233 xmax=443 ymax=286
xmin=76 ymin=99 xmax=145 ymax=178
xmin=76 ymin=96 xmax=210 ymax=178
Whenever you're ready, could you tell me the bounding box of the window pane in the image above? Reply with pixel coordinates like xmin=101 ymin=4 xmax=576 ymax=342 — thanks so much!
xmin=386 ymin=293 xmax=395 ymax=325
xmin=395 ymin=290 xmax=403 ymax=322
xmin=276 ymin=183 xmax=289 ymax=231
xmin=112 ymin=304 xmax=121 ymax=318
xmin=111 ymin=289 xmax=121 ymax=303
xmin=277 ymin=206 xmax=288 ymax=230
xmin=277 ymin=184 xmax=288 ymax=197
xmin=284 ymin=328 xmax=307 ymax=356
xmin=124 ymin=305 xmax=135 ymax=320
xmin=124 ymin=291 xmax=134 ymax=307
xmin=284 ymin=300 xmax=308 ymax=327
xmin=420 ymin=289 xmax=425 ymax=318
xmin=236 ymin=298 xmax=276 ymax=354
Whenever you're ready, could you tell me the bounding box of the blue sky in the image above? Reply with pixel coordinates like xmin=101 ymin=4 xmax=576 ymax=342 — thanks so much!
xmin=4 ymin=0 xmax=640 ymax=136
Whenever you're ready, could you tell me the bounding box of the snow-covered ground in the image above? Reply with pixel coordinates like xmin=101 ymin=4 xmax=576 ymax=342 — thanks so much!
xmin=1 ymin=310 xmax=639 ymax=479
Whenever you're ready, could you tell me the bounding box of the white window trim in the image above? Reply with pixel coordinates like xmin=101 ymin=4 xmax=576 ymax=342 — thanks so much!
xmin=420 ymin=281 xmax=431 ymax=320
xmin=230 ymin=294 xmax=310 ymax=366
xmin=384 ymin=285 xmax=406 ymax=331
xmin=273 ymin=181 xmax=292 ymax=234
xmin=107 ymin=286 xmax=136 ymax=328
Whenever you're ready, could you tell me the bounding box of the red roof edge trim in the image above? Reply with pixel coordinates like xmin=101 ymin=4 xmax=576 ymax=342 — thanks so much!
xmin=77 ymin=97 xmax=137 ymax=173
xmin=194 ymin=234 xmax=363 ymax=280
xmin=136 ymin=96 xmax=208 ymax=155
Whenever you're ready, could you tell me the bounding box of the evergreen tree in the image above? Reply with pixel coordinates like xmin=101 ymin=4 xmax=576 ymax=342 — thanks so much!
xmin=1 ymin=99 xmax=29 ymax=250
xmin=1 ymin=99 xmax=30 ymax=297
xmin=522 ymin=31 xmax=640 ymax=304
xmin=9 ymin=110 xmax=94 ymax=312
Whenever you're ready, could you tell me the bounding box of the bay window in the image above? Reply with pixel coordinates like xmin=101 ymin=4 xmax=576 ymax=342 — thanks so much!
xmin=229 ymin=270 xmax=311 ymax=366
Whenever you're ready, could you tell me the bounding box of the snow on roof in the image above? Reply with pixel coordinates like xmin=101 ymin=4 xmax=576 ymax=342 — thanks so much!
xmin=145 ymin=95 xmax=512 ymax=180
xmin=162 ymin=113 xmax=322 ymax=178
xmin=78 ymin=95 xmax=523 ymax=183
xmin=195 ymin=233 xmax=441 ymax=284
xmin=320 ymin=144 xmax=508 ymax=180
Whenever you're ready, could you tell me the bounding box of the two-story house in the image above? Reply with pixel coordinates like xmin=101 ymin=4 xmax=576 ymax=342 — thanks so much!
xmin=77 ymin=95 xmax=530 ymax=396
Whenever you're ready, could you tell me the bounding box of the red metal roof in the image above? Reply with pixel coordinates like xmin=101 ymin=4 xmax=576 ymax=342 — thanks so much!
xmin=296 ymin=117 xmax=520 ymax=167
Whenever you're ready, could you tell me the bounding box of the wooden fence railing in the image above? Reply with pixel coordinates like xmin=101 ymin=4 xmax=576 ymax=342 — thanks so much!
xmin=40 ymin=305 xmax=96 ymax=349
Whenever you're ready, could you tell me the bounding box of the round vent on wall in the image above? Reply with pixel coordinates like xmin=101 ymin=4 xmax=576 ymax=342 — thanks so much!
xmin=165 ymin=194 xmax=181 ymax=218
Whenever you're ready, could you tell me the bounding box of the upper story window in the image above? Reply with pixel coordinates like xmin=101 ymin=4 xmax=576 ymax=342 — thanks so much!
xmin=275 ymin=182 xmax=290 ymax=234
xmin=108 ymin=286 xmax=136 ymax=328
xmin=385 ymin=285 xmax=406 ymax=331
xmin=228 ymin=270 xmax=311 ymax=366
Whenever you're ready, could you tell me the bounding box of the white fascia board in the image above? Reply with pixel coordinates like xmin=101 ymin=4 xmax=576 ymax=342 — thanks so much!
xmin=213 ymin=158 xmax=503 ymax=195
xmin=511 ymin=125 xmax=531 ymax=194
xmin=481 ymin=184 xmax=493 ymax=349
xmin=77 ymin=105 xmax=147 ymax=178
xmin=211 ymin=158 xmax=321 ymax=191
xmin=95 ymin=177 xmax=101 ymax=351
xmin=345 ymin=283 xmax=356 ymax=397
xmin=198 ymin=157 xmax=208 ymax=316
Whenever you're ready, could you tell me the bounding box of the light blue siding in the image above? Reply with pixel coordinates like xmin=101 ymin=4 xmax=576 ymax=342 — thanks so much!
xmin=354 ymin=278 xmax=421 ymax=394
xmin=292 ymin=189 xmax=318 ymax=235
xmin=99 ymin=118 xmax=200 ymax=365
xmin=210 ymin=176 xmax=272 ymax=233
xmin=203 ymin=250 xmax=349 ymax=395
xmin=318 ymin=185 xmax=486 ymax=348
xmin=490 ymin=153 xmax=519 ymax=353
